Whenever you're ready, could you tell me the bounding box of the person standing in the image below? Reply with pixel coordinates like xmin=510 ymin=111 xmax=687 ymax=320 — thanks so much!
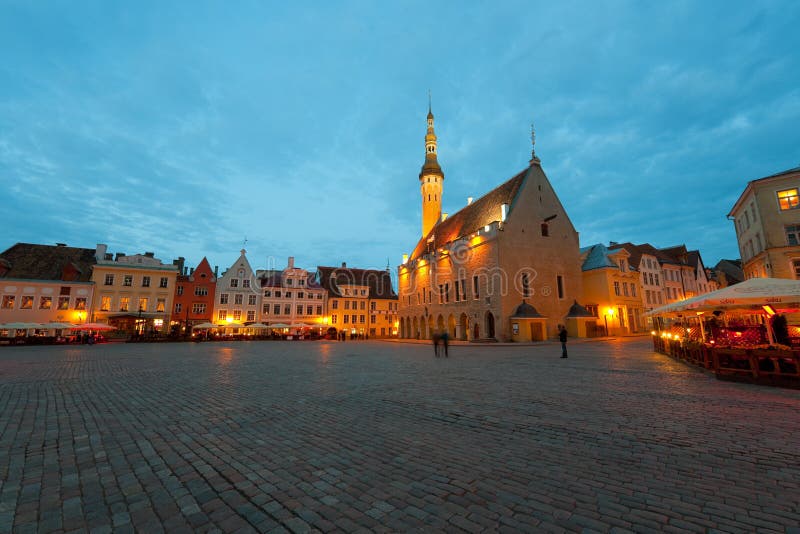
xmin=433 ymin=331 xmax=441 ymax=357
xmin=558 ymin=324 xmax=568 ymax=358
xmin=441 ymin=330 xmax=449 ymax=358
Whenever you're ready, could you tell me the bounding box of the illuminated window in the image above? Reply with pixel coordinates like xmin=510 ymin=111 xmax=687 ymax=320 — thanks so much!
xmin=156 ymin=299 xmax=166 ymax=312
xmin=39 ymin=296 xmax=52 ymax=309
xmin=218 ymin=310 xmax=226 ymax=321
xmin=100 ymin=296 xmax=111 ymax=311
xmin=57 ymin=297 xmax=69 ymax=310
xmin=777 ymin=188 xmax=799 ymax=210
xmin=119 ymin=297 xmax=129 ymax=312
xmin=233 ymin=310 xmax=241 ymax=320
xmin=138 ymin=298 xmax=148 ymax=311
xmin=20 ymin=296 xmax=33 ymax=309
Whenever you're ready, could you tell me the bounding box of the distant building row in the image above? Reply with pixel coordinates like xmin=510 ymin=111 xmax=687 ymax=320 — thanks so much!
xmin=0 ymin=244 xmax=398 ymax=338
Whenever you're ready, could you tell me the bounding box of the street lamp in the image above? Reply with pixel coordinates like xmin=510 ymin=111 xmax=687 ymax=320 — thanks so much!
xmin=137 ymin=306 xmax=143 ymax=338
xmin=604 ymin=307 xmax=614 ymax=337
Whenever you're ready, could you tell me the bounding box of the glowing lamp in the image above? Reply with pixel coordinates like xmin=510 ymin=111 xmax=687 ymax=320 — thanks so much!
xmin=762 ymin=305 xmax=776 ymax=316
xmin=402 ymin=254 xmax=408 ymax=264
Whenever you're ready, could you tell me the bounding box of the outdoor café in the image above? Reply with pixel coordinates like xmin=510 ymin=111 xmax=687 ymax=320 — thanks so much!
xmin=647 ymin=277 xmax=800 ymax=388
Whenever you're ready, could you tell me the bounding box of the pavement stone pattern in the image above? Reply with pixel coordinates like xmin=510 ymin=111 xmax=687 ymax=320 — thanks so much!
xmin=0 ymin=337 xmax=799 ymax=533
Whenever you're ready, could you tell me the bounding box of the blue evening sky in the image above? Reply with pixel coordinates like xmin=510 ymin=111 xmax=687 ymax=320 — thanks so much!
xmin=1 ymin=1 xmax=799 ymax=275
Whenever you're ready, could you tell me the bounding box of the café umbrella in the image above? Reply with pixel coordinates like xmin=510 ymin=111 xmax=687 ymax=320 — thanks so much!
xmin=72 ymin=323 xmax=115 ymax=331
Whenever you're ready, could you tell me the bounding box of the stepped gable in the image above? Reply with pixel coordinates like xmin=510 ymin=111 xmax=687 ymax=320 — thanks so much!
xmin=0 ymin=243 xmax=96 ymax=282
xmin=409 ymin=169 xmax=527 ymax=262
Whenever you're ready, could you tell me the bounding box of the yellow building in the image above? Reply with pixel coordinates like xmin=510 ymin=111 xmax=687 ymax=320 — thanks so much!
xmin=90 ymin=244 xmax=179 ymax=335
xmin=317 ymin=264 xmax=398 ymax=338
xmin=728 ymin=166 xmax=800 ymax=280
xmin=580 ymin=244 xmax=643 ymax=335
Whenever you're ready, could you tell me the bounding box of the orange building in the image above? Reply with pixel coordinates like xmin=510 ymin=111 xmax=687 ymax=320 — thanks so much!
xmin=172 ymin=257 xmax=217 ymax=335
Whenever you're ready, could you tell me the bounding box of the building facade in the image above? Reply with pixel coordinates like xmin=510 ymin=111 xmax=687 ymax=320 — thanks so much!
xmin=90 ymin=244 xmax=180 ymax=334
xmin=728 ymin=166 xmax=800 ymax=280
xmin=398 ymin=110 xmax=584 ymax=341
xmin=172 ymin=257 xmax=217 ymax=333
xmin=317 ymin=263 xmax=398 ymax=338
xmin=0 ymin=243 xmax=96 ymax=326
xmin=258 ymin=257 xmax=326 ymax=327
xmin=214 ymin=249 xmax=260 ymax=325
xmin=580 ymin=244 xmax=644 ymax=335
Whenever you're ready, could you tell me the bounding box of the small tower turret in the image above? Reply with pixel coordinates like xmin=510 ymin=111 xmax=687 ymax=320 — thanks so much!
xmin=420 ymin=96 xmax=444 ymax=237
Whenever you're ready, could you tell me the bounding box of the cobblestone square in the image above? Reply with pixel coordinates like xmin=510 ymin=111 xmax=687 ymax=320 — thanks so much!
xmin=1 ymin=338 xmax=798 ymax=533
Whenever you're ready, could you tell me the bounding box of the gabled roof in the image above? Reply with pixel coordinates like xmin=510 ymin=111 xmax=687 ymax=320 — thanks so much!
xmin=317 ymin=266 xmax=397 ymax=299
xmin=714 ymin=259 xmax=744 ymax=286
xmin=729 ymin=166 xmax=800 ymax=216
xmin=409 ymin=169 xmax=527 ymax=261
xmin=581 ymin=244 xmax=617 ymax=271
xmin=0 ymin=243 xmax=97 ymax=282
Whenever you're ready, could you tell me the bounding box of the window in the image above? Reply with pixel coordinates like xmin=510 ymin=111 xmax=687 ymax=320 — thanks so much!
xmin=192 ymin=303 xmax=206 ymax=315
xmin=119 ymin=297 xmax=130 ymax=312
xmin=646 ymin=290 xmax=652 ymax=304
xmin=343 ymin=315 xmax=349 ymax=324
xmin=104 ymin=274 xmax=114 ymax=286
xmin=473 ymin=276 xmax=479 ymax=299
xmin=359 ymin=315 xmax=365 ymax=323
xmin=654 ymin=274 xmax=659 ymax=285
xmin=230 ymin=279 xmax=239 ymax=288
xmin=234 ymin=294 xmax=243 ymax=305
xmin=297 ymin=305 xmax=303 ymax=315
xmin=39 ymin=296 xmax=52 ymax=309
xmin=787 ymin=225 xmax=800 ymax=246
xmin=445 ymin=283 xmax=450 ymax=303
xmin=332 ymin=314 xmax=337 ymax=324
xmin=371 ymin=315 xmax=376 ymax=324
xmin=316 ymin=306 xmax=322 ymax=315
xmin=360 ymin=301 xmax=365 ymax=310
xmin=247 ymin=310 xmax=255 ymax=322
xmin=614 ymin=281 xmax=620 ymax=296
xmin=142 ymin=276 xmax=151 ymax=287
xmin=284 ymin=305 xmax=290 ymax=315
xmin=57 ymin=297 xmax=69 ymax=310
xmin=352 ymin=314 xmax=358 ymax=323
xmin=777 ymin=188 xmax=799 ymax=210
xmin=263 ymin=304 xmax=269 ymax=314
xmin=218 ymin=310 xmax=227 ymax=321
xmin=541 ymin=223 xmax=549 ymax=237
xmin=123 ymin=275 xmax=133 ymax=287
xmin=371 ymin=301 xmax=376 ymax=311
xmin=557 ymin=275 xmax=564 ymax=299
xmin=438 ymin=285 xmax=444 ymax=304
xmin=138 ymin=297 xmax=148 ymax=312
xmin=177 ymin=286 xmax=184 ymax=296
xmin=755 ymin=233 xmax=762 ymax=253
xmin=460 ymin=279 xmax=467 ymax=301
xmin=361 ymin=289 xmax=366 ymax=296
xmin=264 ymin=290 xmax=271 ymax=297
xmin=195 ymin=286 xmax=208 ymax=296
xmin=20 ymin=296 xmax=33 ymax=309
xmin=175 ymin=303 xmax=182 ymax=314
xmin=156 ymin=298 xmax=166 ymax=312
xmin=242 ymin=279 xmax=250 ymax=289
xmin=160 ymin=277 xmax=168 ymax=288
xmin=220 ymin=294 xmax=229 ymax=304
xmin=618 ymin=260 xmax=626 ymax=272
xmin=273 ymin=304 xmax=280 ymax=314
xmin=306 ymin=306 xmax=313 ymax=315
xmin=623 ymin=282 xmax=629 ymax=297
xmin=233 ymin=310 xmax=242 ymax=321
xmin=631 ymin=284 xmax=636 ymax=297
xmin=344 ymin=301 xmax=350 ymax=310
xmin=286 ymin=279 xmax=293 ymax=286
xmin=285 ymin=291 xmax=292 ymax=298
xmin=100 ymin=296 xmax=111 ymax=311
xmin=275 ymin=290 xmax=281 ymax=298
xmin=298 ymin=292 xmax=304 ymax=299
xmin=248 ymin=295 xmax=257 ymax=306
xmin=299 ymin=279 xmax=305 ymax=286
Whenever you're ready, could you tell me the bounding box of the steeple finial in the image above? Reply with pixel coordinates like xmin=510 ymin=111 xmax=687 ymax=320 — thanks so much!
xmin=529 ymin=122 xmax=541 ymax=166
xmin=428 ymin=90 xmax=432 ymax=114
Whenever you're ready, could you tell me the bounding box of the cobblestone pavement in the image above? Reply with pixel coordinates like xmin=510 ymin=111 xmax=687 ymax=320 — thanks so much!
xmin=1 ymin=338 xmax=799 ymax=533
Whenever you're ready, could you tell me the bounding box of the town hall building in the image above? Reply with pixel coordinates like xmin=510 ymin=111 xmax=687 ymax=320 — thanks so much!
xmin=397 ymin=106 xmax=588 ymax=342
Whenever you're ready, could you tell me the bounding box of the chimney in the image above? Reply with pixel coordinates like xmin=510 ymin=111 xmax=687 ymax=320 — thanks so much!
xmin=189 ymin=267 xmax=194 ymax=275
xmin=214 ymin=265 xmax=219 ymax=277
xmin=115 ymin=252 xmax=126 ymax=261
xmin=183 ymin=267 xmax=188 ymax=275
xmin=144 ymin=252 xmax=155 ymax=258
xmin=467 ymin=197 xmax=473 ymax=205
xmin=341 ymin=262 xmax=347 ymax=268
xmin=288 ymin=256 xmax=295 ymax=269
xmin=95 ymin=244 xmax=107 ymax=263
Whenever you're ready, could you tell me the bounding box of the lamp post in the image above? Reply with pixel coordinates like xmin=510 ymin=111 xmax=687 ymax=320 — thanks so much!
xmin=137 ymin=306 xmax=143 ymax=338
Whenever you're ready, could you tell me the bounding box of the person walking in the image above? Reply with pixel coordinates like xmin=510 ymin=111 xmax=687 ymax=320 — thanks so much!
xmin=441 ymin=330 xmax=449 ymax=357
xmin=558 ymin=324 xmax=568 ymax=358
xmin=433 ymin=331 xmax=441 ymax=357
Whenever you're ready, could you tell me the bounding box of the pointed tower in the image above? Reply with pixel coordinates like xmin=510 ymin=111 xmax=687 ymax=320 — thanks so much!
xmin=419 ymin=98 xmax=444 ymax=237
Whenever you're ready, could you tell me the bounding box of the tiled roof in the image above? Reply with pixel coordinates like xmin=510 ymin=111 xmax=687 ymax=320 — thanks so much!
xmin=714 ymin=259 xmax=744 ymax=285
xmin=581 ymin=244 xmax=616 ymax=271
xmin=0 ymin=243 xmax=97 ymax=282
xmin=409 ymin=169 xmax=527 ymax=261
xmin=316 ymin=266 xmax=397 ymax=299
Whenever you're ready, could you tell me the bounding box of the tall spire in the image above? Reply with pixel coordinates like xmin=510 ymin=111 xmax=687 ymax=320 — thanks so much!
xmin=420 ymin=96 xmax=444 ymax=237
xmin=529 ymin=122 xmax=541 ymax=166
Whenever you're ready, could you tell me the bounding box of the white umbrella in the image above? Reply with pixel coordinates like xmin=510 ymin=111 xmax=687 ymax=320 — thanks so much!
xmin=269 ymin=323 xmax=291 ymax=328
xmin=247 ymin=323 xmax=271 ymax=329
xmin=192 ymin=322 xmax=219 ymax=329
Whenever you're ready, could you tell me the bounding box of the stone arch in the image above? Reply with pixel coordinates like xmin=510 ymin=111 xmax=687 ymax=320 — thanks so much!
xmin=459 ymin=313 xmax=468 ymax=340
xmin=412 ymin=317 xmax=419 ymax=339
xmin=485 ymin=311 xmax=496 ymax=339
xmin=473 ymin=322 xmax=480 ymax=339
xmin=447 ymin=314 xmax=456 ymax=338
xmin=426 ymin=315 xmax=434 ymax=339
xmin=436 ymin=314 xmax=445 ymax=334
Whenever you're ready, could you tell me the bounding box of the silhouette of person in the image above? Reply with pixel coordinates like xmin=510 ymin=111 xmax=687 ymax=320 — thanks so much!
xmin=558 ymin=324 xmax=568 ymax=358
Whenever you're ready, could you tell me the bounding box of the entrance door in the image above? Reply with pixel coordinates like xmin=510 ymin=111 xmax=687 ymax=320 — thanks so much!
xmin=486 ymin=312 xmax=495 ymax=338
